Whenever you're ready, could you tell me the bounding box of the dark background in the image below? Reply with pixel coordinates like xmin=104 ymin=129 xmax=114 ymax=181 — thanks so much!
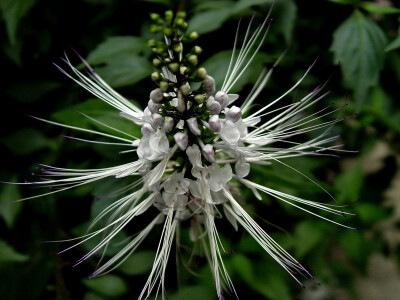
xmin=1 ymin=0 xmax=399 ymax=299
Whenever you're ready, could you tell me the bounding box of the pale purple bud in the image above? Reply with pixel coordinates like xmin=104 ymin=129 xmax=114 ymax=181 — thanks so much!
xmin=209 ymin=115 xmax=221 ymax=132
xmin=202 ymin=144 xmax=215 ymax=162
xmin=206 ymin=98 xmax=221 ymax=115
xmin=177 ymin=91 xmax=186 ymax=113
xmin=226 ymin=106 xmax=242 ymax=123
xmin=151 ymin=113 xmax=164 ymax=129
xmin=174 ymin=132 xmax=188 ymax=150
xmin=141 ymin=123 xmax=155 ymax=136
xmin=186 ymin=117 xmax=201 ymax=136
xmin=215 ymin=91 xmax=229 ymax=110
xmin=203 ymin=75 xmax=215 ymax=96
xmin=162 ymin=117 xmax=174 ymax=133
xmin=150 ymin=88 xmax=163 ymax=103
xmin=148 ymin=100 xmax=161 ymax=114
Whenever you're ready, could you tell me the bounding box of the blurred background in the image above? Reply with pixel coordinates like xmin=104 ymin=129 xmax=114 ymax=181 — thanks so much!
xmin=0 ymin=0 xmax=399 ymax=299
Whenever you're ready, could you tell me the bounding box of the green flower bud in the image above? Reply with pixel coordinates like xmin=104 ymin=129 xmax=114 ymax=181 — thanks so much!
xmin=151 ymin=72 xmax=160 ymax=82
xmin=150 ymin=13 xmax=160 ymax=20
xmin=175 ymin=18 xmax=184 ymax=26
xmin=165 ymin=10 xmax=173 ymax=19
xmin=180 ymin=83 xmax=190 ymax=96
xmin=173 ymin=43 xmax=183 ymax=53
xmin=176 ymin=11 xmax=186 ymax=19
xmin=150 ymin=24 xmax=161 ymax=33
xmin=194 ymin=94 xmax=205 ymax=104
xmin=197 ymin=67 xmax=207 ymax=79
xmin=147 ymin=39 xmax=157 ymax=47
xmin=193 ymin=46 xmax=202 ymax=55
xmin=159 ymin=81 xmax=169 ymax=92
xmin=188 ymin=55 xmax=198 ymax=65
xmin=168 ymin=63 xmax=179 ymax=73
xmin=180 ymin=66 xmax=187 ymax=75
xmin=153 ymin=58 xmax=162 ymax=67
xmin=152 ymin=47 xmax=164 ymax=54
xmin=189 ymin=32 xmax=199 ymax=40
xmin=163 ymin=27 xmax=172 ymax=37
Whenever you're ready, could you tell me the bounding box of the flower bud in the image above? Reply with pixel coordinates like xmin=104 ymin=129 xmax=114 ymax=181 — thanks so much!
xmin=152 ymin=113 xmax=164 ymax=129
xmin=174 ymin=132 xmax=188 ymax=150
xmin=226 ymin=106 xmax=242 ymax=123
xmin=180 ymin=66 xmax=187 ymax=75
xmin=162 ymin=117 xmax=174 ymax=133
xmin=180 ymin=83 xmax=190 ymax=96
xmin=148 ymin=39 xmax=157 ymax=47
xmin=168 ymin=63 xmax=179 ymax=73
xmin=150 ymin=13 xmax=160 ymax=20
xmin=215 ymin=91 xmax=229 ymax=110
xmin=189 ymin=32 xmax=199 ymax=40
xmin=194 ymin=94 xmax=205 ymax=104
xmin=159 ymin=81 xmax=169 ymax=92
xmin=177 ymin=91 xmax=186 ymax=113
xmin=173 ymin=43 xmax=183 ymax=53
xmin=202 ymin=144 xmax=215 ymax=162
xmin=150 ymin=88 xmax=163 ymax=103
xmin=203 ymin=75 xmax=215 ymax=96
xmin=148 ymin=100 xmax=161 ymax=114
xmin=206 ymin=97 xmax=221 ymax=115
xmin=186 ymin=117 xmax=201 ymax=136
xmin=176 ymin=11 xmax=186 ymax=19
xmin=141 ymin=123 xmax=155 ymax=136
xmin=151 ymin=72 xmax=160 ymax=82
xmin=188 ymin=54 xmax=198 ymax=66
xmin=163 ymin=27 xmax=172 ymax=37
xmin=175 ymin=18 xmax=184 ymax=26
xmin=152 ymin=58 xmax=162 ymax=67
xmin=209 ymin=115 xmax=221 ymax=132
xmin=193 ymin=46 xmax=202 ymax=54
xmin=197 ymin=67 xmax=207 ymax=79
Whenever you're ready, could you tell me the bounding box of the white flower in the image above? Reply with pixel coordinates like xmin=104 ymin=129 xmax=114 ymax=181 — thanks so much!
xmin=11 ymin=8 xmax=356 ymax=300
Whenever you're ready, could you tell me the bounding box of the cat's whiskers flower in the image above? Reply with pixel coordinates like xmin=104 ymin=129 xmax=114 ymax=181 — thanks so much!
xmin=7 ymin=8 xmax=356 ymax=300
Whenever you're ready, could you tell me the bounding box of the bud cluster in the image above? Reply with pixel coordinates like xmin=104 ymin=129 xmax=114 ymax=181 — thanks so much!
xmin=143 ymin=11 xmax=244 ymax=171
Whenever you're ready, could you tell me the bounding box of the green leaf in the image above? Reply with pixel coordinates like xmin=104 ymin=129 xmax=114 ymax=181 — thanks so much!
xmin=86 ymin=36 xmax=148 ymax=65
xmin=386 ymin=34 xmax=400 ymax=52
xmin=168 ymin=285 xmax=215 ymax=300
xmin=2 ymin=128 xmax=53 ymax=155
xmin=327 ymin=0 xmax=356 ymax=4
xmin=231 ymin=254 xmax=254 ymax=283
xmin=0 ymin=0 xmax=37 ymax=45
xmin=334 ymin=161 xmax=363 ymax=203
xmin=0 ymin=180 xmax=22 ymax=229
xmin=233 ymin=0 xmax=297 ymax=43
xmin=293 ymin=220 xmax=324 ymax=258
xmin=356 ymin=203 xmax=389 ymax=223
xmin=7 ymin=80 xmax=61 ymax=103
xmin=52 ymin=98 xmax=141 ymax=139
xmin=252 ymin=265 xmax=291 ymax=300
xmin=85 ymin=36 xmax=152 ymax=87
xmin=118 ymin=250 xmax=156 ymax=275
xmin=94 ymin=53 xmax=153 ymax=87
xmin=330 ymin=10 xmax=387 ymax=108
xmin=187 ymin=8 xmax=233 ymax=35
xmin=82 ymin=275 xmax=128 ymax=297
xmin=360 ymin=2 xmax=400 ymax=14
xmin=339 ymin=230 xmax=370 ymax=268
xmin=0 ymin=239 xmax=29 ymax=263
